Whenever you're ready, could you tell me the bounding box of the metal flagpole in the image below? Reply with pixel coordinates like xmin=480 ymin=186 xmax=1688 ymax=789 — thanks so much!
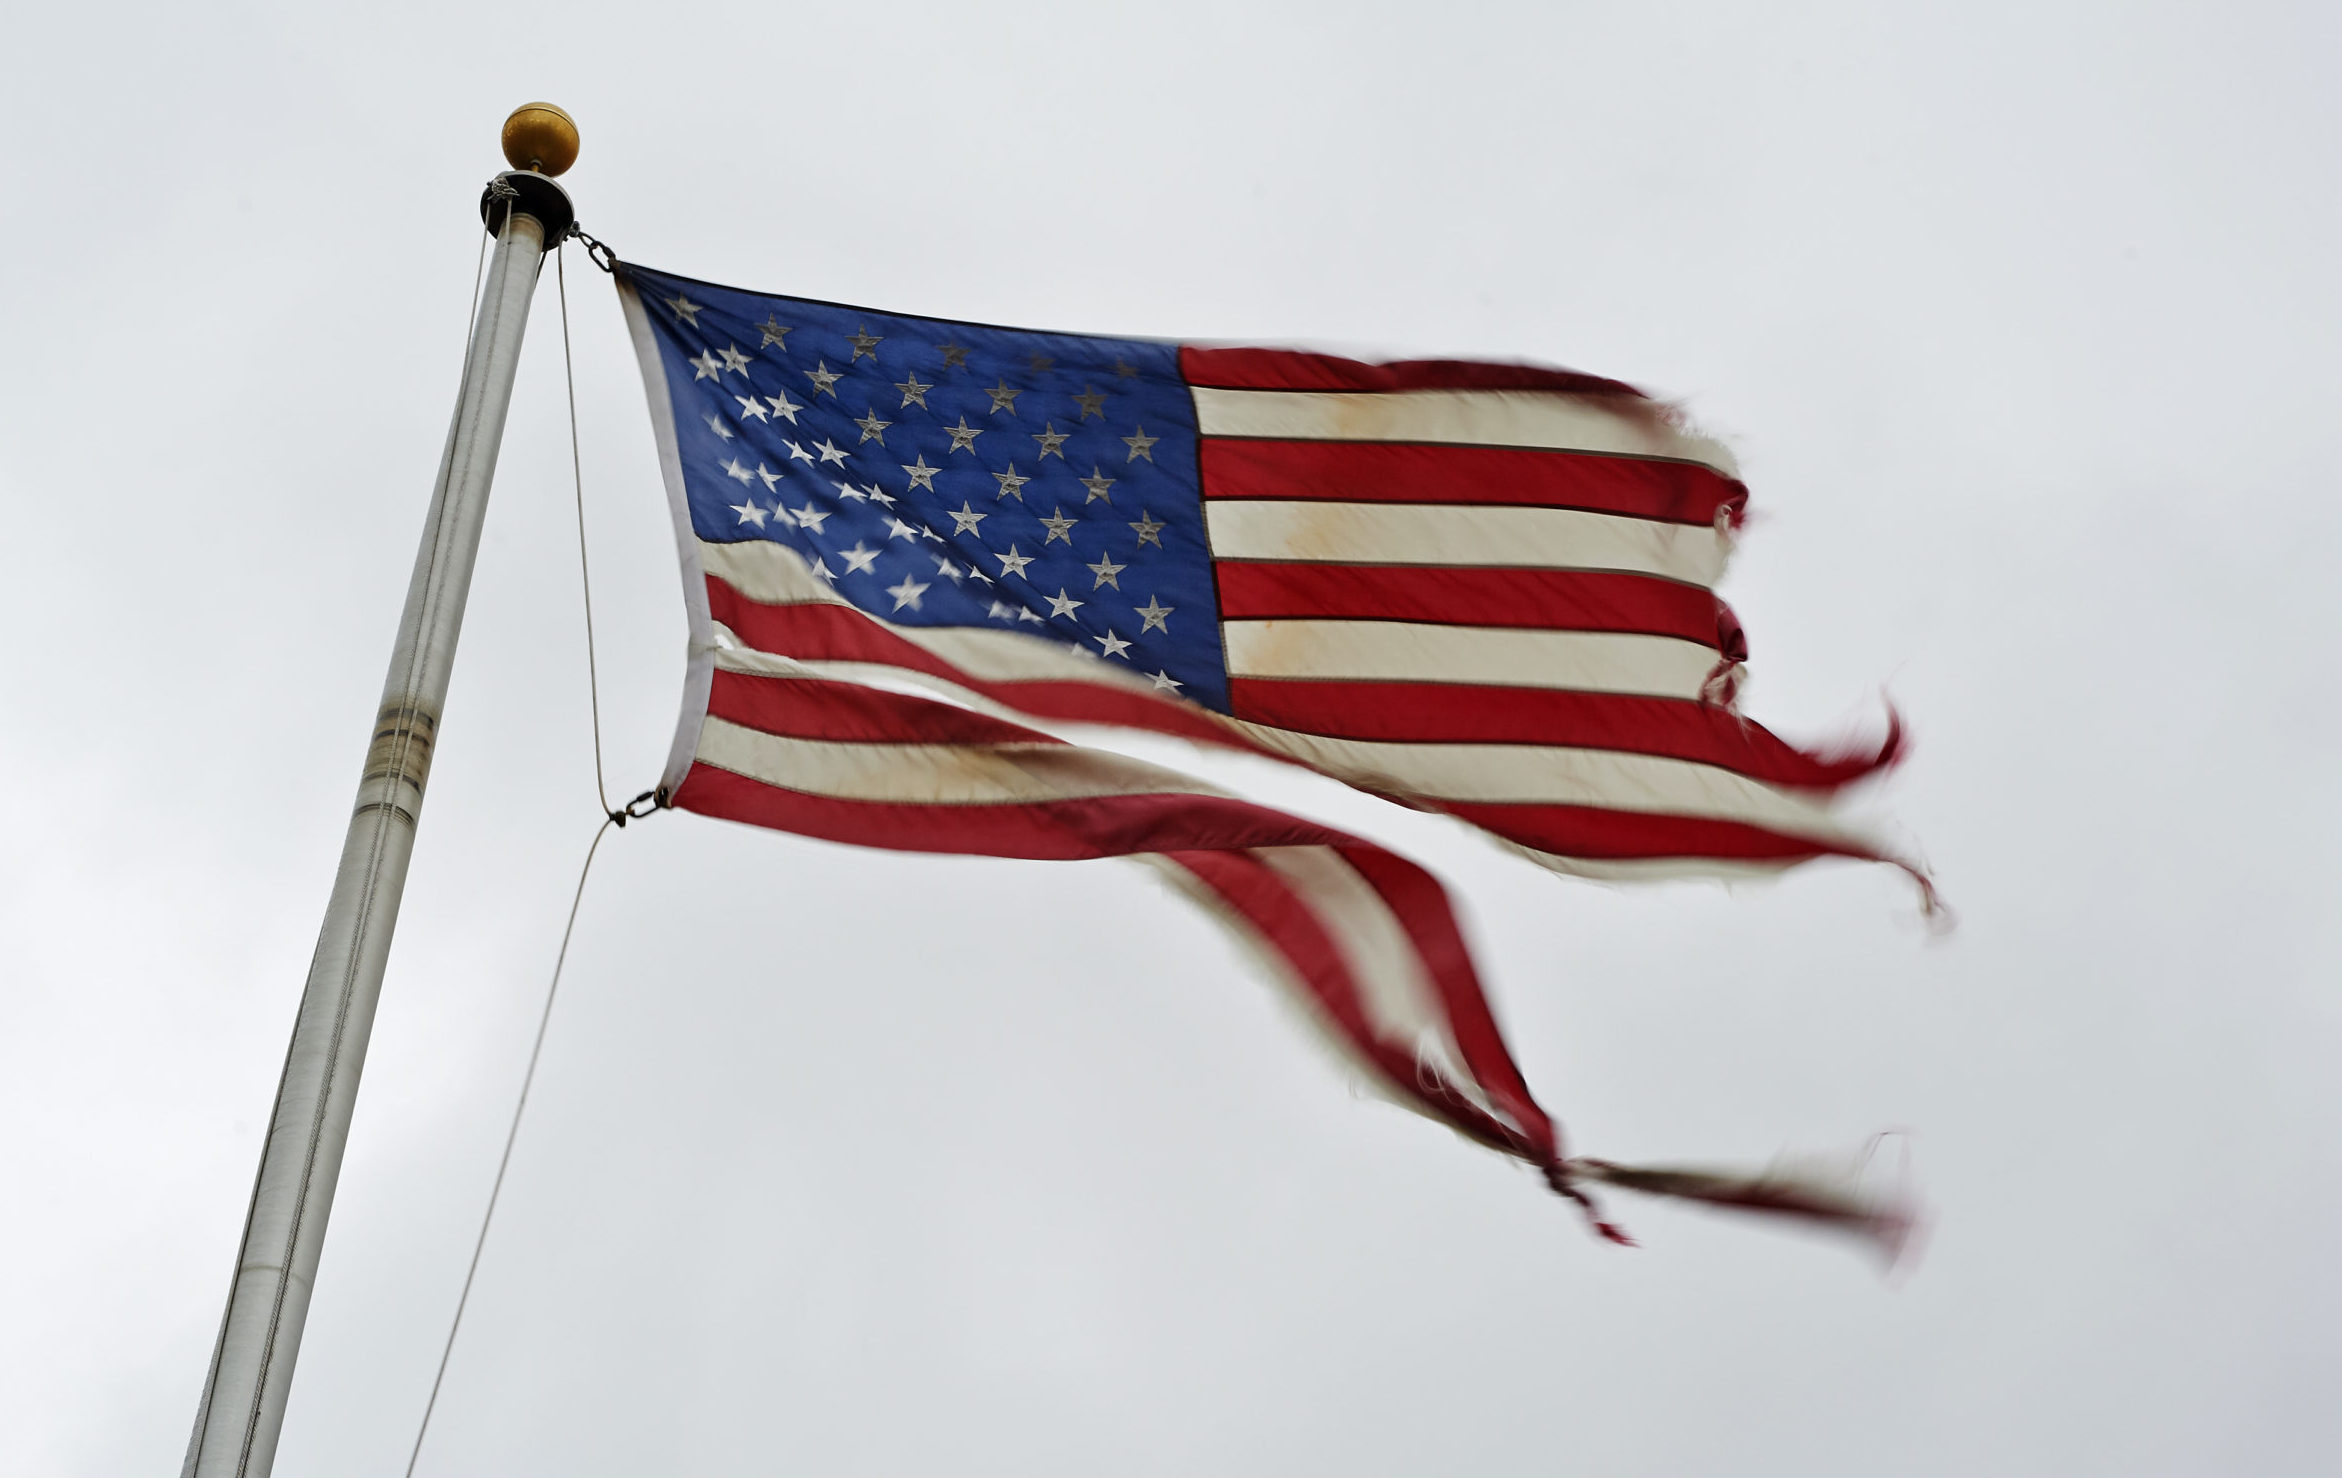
xmin=181 ymin=105 xmax=582 ymax=1478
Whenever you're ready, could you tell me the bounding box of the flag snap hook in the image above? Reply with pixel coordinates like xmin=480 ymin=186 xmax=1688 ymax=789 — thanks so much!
xmin=610 ymin=789 xmax=663 ymax=826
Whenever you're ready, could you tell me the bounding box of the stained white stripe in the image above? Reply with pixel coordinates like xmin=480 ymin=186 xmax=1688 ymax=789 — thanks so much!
xmin=696 ymin=714 xmax=1227 ymax=806
xmin=714 ymin=629 xmax=1842 ymax=839
xmin=1191 ymin=386 xmax=1738 ymax=477
xmin=1228 ymin=725 xmax=1866 ymax=843
xmin=1222 ymin=620 xmax=1725 ymax=700
xmin=1205 ymin=500 xmax=1727 ymax=583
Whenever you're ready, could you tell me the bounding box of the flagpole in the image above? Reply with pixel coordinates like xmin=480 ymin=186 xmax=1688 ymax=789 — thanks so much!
xmin=181 ymin=106 xmax=581 ymax=1478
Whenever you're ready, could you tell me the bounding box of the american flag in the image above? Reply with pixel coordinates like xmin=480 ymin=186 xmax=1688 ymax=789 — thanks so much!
xmin=616 ymin=263 xmax=1924 ymax=1251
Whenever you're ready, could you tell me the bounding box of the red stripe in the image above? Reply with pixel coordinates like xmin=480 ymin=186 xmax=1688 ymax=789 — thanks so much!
xmin=1198 ymin=439 xmax=1744 ymax=526
xmin=704 ymin=581 xmax=1898 ymax=851
xmin=1214 ymin=564 xmax=1737 ymax=650
xmin=1437 ymin=801 xmax=1882 ymax=865
xmin=1226 ymin=680 xmax=1898 ymax=791
xmin=676 ymin=762 xmax=1334 ymax=859
xmin=707 ymin=668 xmax=1065 ymax=748
xmin=1180 ymin=345 xmax=1642 ymax=400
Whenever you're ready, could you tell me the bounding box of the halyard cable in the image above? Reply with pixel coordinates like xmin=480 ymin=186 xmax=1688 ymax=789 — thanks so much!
xmin=402 ymin=817 xmax=613 ymax=1478
xmin=406 ymin=230 xmax=660 ymax=1476
xmin=557 ymin=242 xmax=612 ymax=817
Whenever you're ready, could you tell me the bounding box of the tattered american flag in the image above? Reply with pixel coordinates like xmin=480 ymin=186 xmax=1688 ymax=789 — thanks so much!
xmin=616 ymin=262 xmax=1926 ymax=1252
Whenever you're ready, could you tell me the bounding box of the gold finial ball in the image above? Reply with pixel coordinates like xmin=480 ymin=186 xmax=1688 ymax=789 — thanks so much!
xmin=501 ymin=102 xmax=579 ymax=177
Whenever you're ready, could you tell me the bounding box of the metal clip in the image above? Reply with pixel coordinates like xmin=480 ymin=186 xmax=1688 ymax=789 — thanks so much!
xmin=610 ymin=788 xmax=664 ymax=827
xmin=568 ymin=225 xmax=618 ymax=274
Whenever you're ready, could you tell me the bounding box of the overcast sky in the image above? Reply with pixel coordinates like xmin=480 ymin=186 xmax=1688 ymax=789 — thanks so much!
xmin=4 ymin=2 xmax=2338 ymax=1474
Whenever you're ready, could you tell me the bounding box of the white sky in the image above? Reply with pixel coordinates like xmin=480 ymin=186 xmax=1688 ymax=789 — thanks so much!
xmin=3 ymin=2 xmax=2337 ymax=1474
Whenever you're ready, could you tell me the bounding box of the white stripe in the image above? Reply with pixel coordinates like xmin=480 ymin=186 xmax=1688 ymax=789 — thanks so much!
xmin=696 ymin=715 xmax=1228 ymax=806
xmin=1502 ymin=844 xmax=1809 ymax=885
xmin=1222 ymin=620 xmax=1725 ymax=700
xmin=696 ymin=539 xmax=1171 ymax=694
xmin=1191 ymin=386 xmax=1738 ymax=477
xmin=1205 ymin=499 xmax=1727 ymax=583
xmin=1226 ymin=725 xmax=1869 ymax=844
xmin=1255 ymin=848 xmax=1470 ymax=1087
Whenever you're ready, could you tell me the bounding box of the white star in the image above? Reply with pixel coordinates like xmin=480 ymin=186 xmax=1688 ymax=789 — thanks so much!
xmin=895 ymin=371 xmax=934 ymax=408
xmin=886 ymin=575 xmax=930 ymax=610
xmin=1046 ymin=588 xmax=1085 ymax=619
xmin=807 ymin=557 xmax=837 ymax=582
xmin=943 ymin=417 xmax=982 ymax=453
xmin=933 ymin=555 xmax=966 ymax=582
xmin=722 ymin=458 xmax=755 ymax=484
xmin=665 ymin=294 xmax=703 ymax=326
xmin=938 ymin=343 xmax=972 ymax=369
xmin=993 ymin=463 xmax=1029 ymax=501
xmin=948 ymin=501 xmax=987 ymax=535
xmin=784 ymin=439 xmax=815 ymax=464
xmin=848 ymin=324 xmax=884 ymax=361
xmin=804 ymin=361 xmax=843 ymax=396
xmin=985 ymin=378 xmax=1023 ymax=415
xmin=995 ymin=544 xmax=1034 ymax=579
xmin=730 ymin=500 xmax=767 ymax=527
xmin=764 ymin=391 xmax=804 ymax=424
xmin=863 ymin=483 xmax=895 ymax=507
xmin=814 ymin=438 xmax=849 ymax=466
xmin=900 ymin=454 xmax=940 ymax=492
xmin=756 ymin=463 xmax=784 ymax=491
xmin=767 ymin=502 xmax=796 ymax=527
xmin=1123 ymin=425 xmax=1159 ymax=462
xmin=886 ymin=517 xmax=922 ymax=542
xmin=1073 ymin=385 xmax=1107 ymax=420
xmin=703 ymin=412 xmax=734 ymax=441
xmin=1081 ymin=467 xmax=1115 ymax=503
xmin=988 ymin=600 xmax=1019 ymax=622
xmin=854 ymin=408 xmax=893 ymax=444
xmin=690 ymin=349 xmax=723 ymax=381
xmin=1129 ymin=511 xmax=1165 ymax=548
xmin=839 ymin=542 xmax=881 ymax=575
xmin=1016 ymin=607 xmax=1044 ymax=624
xmin=1038 ymin=507 xmax=1077 ymax=544
xmin=735 ymin=395 xmax=770 ymax=422
xmin=1087 ymin=553 xmax=1126 ymax=589
xmin=1148 ymin=670 xmax=1183 ymax=693
xmin=718 ymin=344 xmax=752 ymax=375
xmin=1032 ymin=422 xmax=1069 ymax=459
xmin=792 ymin=504 xmax=832 ymax=533
xmin=835 ymin=481 xmax=867 ymax=501
xmin=757 ymin=315 xmax=791 ymax=349
xmin=1136 ymin=595 xmax=1173 ymax=633
xmin=1096 ymin=630 xmax=1132 ymax=659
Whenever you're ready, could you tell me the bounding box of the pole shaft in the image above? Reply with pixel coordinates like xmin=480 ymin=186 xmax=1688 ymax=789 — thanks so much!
xmin=183 ymin=204 xmax=553 ymax=1478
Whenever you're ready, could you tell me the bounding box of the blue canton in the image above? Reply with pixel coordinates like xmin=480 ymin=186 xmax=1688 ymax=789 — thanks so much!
xmin=629 ymin=266 xmax=1227 ymax=711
